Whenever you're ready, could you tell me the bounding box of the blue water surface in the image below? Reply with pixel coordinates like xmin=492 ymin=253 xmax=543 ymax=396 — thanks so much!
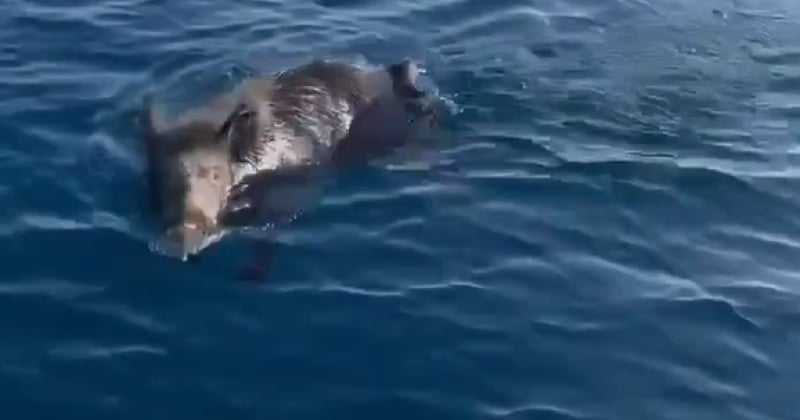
xmin=2 ymin=0 xmax=800 ymax=418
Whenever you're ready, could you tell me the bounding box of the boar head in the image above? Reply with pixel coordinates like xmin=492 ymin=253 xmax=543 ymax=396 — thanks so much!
xmin=140 ymin=99 xmax=255 ymax=260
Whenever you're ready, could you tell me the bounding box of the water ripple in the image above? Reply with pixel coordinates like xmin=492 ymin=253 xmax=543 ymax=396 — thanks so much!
xmin=48 ymin=343 xmax=166 ymax=361
xmin=483 ymin=403 xmax=595 ymax=420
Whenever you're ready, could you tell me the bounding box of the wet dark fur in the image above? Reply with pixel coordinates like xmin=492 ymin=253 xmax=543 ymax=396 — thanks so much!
xmin=141 ymin=58 xmax=437 ymax=266
xmin=223 ymin=59 xmax=428 ymax=169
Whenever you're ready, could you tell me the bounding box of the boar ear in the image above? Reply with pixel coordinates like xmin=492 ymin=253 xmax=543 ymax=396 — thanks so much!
xmin=216 ymin=103 xmax=256 ymax=139
xmin=386 ymin=59 xmax=424 ymax=99
xmin=217 ymin=102 xmax=258 ymax=162
xmin=139 ymin=94 xmax=168 ymax=149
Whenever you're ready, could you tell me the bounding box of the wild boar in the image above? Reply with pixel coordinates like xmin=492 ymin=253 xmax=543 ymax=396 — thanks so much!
xmin=140 ymin=58 xmax=440 ymax=261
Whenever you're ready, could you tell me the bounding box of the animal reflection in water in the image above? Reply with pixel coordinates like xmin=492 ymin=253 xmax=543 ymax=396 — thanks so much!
xmin=139 ymin=58 xmax=444 ymax=280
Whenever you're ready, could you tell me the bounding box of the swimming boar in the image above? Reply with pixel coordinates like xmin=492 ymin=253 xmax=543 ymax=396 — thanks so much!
xmin=140 ymin=58 xmax=439 ymax=260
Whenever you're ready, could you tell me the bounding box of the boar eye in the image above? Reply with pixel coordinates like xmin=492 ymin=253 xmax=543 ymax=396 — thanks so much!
xmin=195 ymin=165 xmax=222 ymax=182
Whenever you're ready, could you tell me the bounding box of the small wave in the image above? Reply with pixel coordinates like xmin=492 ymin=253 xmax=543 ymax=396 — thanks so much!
xmin=482 ymin=403 xmax=594 ymax=420
xmin=76 ymin=302 xmax=173 ymax=334
xmin=0 ymin=278 xmax=103 ymax=300
xmin=48 ymin=343 xmax=166 ymax=360
xmin=749 ymin=46 xmax=800 ymax=65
